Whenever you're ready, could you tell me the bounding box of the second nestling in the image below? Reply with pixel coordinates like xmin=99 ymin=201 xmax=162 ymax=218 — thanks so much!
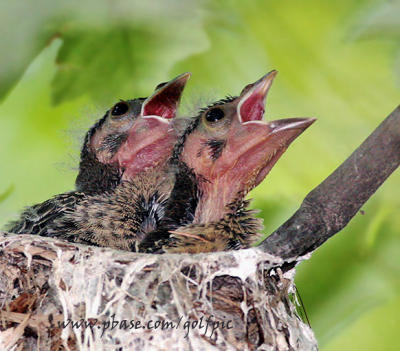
xmin=140 ymin=71 xmax=315 ymax=253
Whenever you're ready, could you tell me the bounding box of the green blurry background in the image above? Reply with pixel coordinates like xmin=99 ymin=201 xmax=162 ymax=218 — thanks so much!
xmin=1 ymin=0 xmax=399 ymax=349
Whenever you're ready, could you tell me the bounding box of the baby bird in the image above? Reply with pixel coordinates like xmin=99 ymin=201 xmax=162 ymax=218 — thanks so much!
xmin=140 ymin=71 xmax=315 ymax=253
xmin=6 ymin=73 xmax=191 ymax=242
xmin=77 ymin=73 xmax=191 ymax=194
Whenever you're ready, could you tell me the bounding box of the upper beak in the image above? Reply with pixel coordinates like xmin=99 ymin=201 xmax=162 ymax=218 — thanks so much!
xmin=235 ymin=71 xmax=316 ymax=186
xmin=141 ymin=72 xmax=191 ymax=120
xmin=237 ymin=70 xmax=278 ymax=124
xmin=231 ymin=73 xmax=316 ymax=189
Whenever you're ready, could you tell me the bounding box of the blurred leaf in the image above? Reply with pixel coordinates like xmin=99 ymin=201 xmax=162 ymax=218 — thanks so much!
xmin=53 ymin=22 xmax=207 ymax=105
xmin=0 ymin=1 xmax=56 ymax=100
xmin=0 ymin=39 xmax=86 ymax=226
xmin=0 ymin=0 xmax=206 ymax=103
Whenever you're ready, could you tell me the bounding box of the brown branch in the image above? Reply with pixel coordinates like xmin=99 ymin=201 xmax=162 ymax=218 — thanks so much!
xmin=260 ymin=105 xmax=400 ymax=259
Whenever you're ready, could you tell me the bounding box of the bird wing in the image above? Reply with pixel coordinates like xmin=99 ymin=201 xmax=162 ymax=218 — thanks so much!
xmin=5 ymin=192 xmax=86 ymax=236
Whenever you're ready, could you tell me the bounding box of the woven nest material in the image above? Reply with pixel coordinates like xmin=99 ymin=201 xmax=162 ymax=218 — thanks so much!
xmin=0 ymin=232 xmax=317 ymax=350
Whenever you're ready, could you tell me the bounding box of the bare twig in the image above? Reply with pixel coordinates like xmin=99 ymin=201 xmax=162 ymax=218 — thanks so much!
xmin=260 ymin=105 xmax=400 ymax=259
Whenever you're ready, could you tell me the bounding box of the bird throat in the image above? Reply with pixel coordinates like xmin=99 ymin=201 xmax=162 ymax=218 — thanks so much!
xmin=193 ymin=174 xmax=243 ymax=224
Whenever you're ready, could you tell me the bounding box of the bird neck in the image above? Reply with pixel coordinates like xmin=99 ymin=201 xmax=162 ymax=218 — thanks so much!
xmin=193 ymin=174 xmax=244 ymax=224
xmin=76 ymin=151 xmax=121 ymax=194
xmin=122 ymin=157 xmax=170 ymax=182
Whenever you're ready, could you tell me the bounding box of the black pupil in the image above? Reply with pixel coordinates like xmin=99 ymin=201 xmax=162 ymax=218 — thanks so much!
xmin=205 ymin=108 xmax=225 ymax=122
xmin=111 ymin=102 xmax=129 ymax=116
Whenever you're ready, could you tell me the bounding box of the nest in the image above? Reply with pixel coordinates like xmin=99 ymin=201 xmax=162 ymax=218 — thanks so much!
xmin=0 ymin=232 xmax=317 ymax=350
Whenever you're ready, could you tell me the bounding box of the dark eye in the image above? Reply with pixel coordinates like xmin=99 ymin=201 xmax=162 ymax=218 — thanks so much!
xmin=205 ymin=108 xmax=225 ymax=122
xmin=111 ymin=102 xmax=129 ymax=117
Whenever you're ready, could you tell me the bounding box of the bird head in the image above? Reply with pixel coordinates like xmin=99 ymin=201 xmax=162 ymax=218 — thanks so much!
xmin=76 ymin=72 xmax=191 ymax=193
xmin=180 ymin=71 xmax=315 ymax=222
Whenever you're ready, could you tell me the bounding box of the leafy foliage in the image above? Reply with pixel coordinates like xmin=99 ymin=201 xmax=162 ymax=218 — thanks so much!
xmin=0 ymin=0 xmax=206 ymax=103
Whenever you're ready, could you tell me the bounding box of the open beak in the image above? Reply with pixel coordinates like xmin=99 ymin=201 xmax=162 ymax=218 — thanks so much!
xmin=237 ymin=70 xmax=277 ymax=124
xmin=116 ymin=73 xmax=191 ymax=180
xmin=223 ymin=71 xmax=316 ymax=191
xmin=141 ymin=72 xmax=191 ymax=120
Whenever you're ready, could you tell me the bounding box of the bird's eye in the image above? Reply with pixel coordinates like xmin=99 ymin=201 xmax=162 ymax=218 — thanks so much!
xmin=111 ymin=102 xmax=129 ymax=117
xmin=205 ymin=108 xmax=225 ymax=122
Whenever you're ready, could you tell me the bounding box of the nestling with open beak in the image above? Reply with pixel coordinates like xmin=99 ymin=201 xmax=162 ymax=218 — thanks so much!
xmin=6 ymin=73 xmax=191 ymax=247
xmin=140 ymin=71 xmax=315 ymax=253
